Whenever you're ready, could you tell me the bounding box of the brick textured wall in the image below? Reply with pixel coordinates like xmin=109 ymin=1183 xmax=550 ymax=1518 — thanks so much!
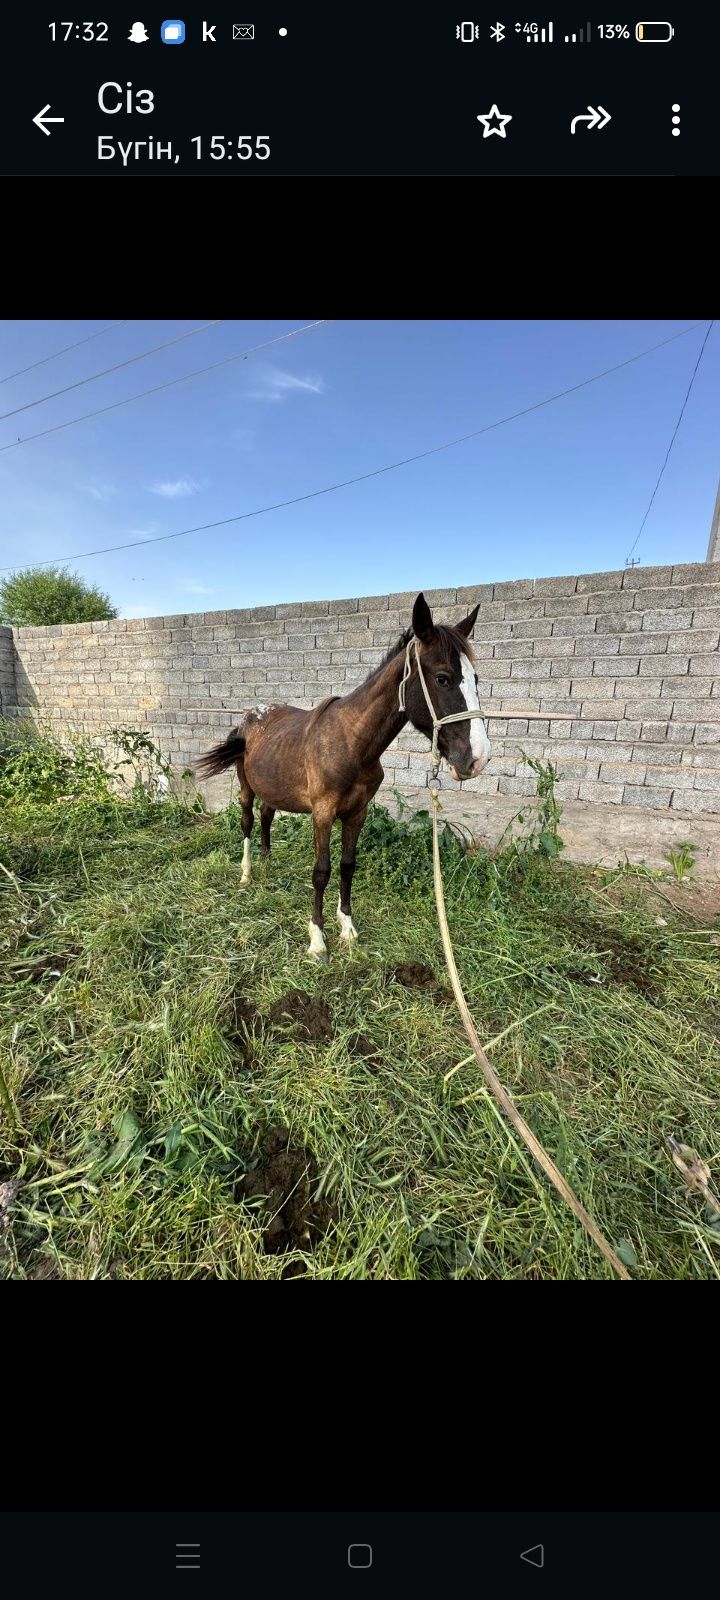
xmin=7 ymin=562 xmax=720 ymax=819
xmin=0 ymin=625 xmax=17 ymax=718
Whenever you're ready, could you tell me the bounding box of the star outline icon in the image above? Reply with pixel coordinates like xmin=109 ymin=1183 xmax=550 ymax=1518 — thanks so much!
xmin=476 ymin=104 xmax=513 ymax=138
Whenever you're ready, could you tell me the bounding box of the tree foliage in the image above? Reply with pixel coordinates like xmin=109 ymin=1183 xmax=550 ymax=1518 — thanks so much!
xmin=0 ymin=565 xmax=118 ymax=627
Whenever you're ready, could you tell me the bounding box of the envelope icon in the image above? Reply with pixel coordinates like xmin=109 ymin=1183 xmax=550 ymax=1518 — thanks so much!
xmin=233 ymin=23 xmax=254 ymax=38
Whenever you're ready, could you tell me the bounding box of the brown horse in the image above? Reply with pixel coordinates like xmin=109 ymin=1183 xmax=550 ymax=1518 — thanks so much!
xmin=196 ymin=593 xmax=491 ymax=961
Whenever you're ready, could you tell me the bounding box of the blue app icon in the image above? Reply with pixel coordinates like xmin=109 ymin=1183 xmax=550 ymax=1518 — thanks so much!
xmin=161 ymin=19 xmax=185 ymax=43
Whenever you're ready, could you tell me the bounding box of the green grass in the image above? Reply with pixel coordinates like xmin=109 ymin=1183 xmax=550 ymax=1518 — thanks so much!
xmin=1 ymin=766 xmax=719 ymax=1279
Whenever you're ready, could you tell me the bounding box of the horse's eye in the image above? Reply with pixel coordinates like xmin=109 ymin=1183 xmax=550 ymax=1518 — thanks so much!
xmin=436 ymin=674 xmax=449 ymax=687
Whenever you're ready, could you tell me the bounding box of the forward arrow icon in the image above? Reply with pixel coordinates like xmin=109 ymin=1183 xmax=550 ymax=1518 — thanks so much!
xmin=570 ymin=105 xmax=611 ymax=134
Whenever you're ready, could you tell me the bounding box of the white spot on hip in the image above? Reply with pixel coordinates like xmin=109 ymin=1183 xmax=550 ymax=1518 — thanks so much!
xmin=460 ymin=654 xmax=491 ymax=767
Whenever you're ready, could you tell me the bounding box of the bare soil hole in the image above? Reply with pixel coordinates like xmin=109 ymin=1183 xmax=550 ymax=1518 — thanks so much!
xmin=10 ymin=950 xmax=78 ymax=984
xmin=347 ymin=1031 xmax=382 ymax=1067
xmin=223 ymin=990 xmax=260 ymax=1068
xmin=267 ymin=990 xmax=333 ymax=1043
xmin=237 ymin=1127 xmax=334 ymax=1254
xmin=392 ymin=962 xmax=438 ymax=990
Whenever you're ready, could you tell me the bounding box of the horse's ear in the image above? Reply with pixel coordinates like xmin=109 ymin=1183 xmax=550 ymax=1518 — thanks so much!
xmin=412 ymin=592 xmax=436 ymax=645
xmin=456 ymin=604 xmax=480 ymax=639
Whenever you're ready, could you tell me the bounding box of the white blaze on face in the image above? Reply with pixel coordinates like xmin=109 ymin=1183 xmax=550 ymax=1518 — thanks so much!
xmin=459 ymin=652 xmax=491 ymax=770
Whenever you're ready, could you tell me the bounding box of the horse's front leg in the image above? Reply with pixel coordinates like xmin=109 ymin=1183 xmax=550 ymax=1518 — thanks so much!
xmin=337 ymin=806 xmax=367 ymax=944
xmin=308 ymin=807 xmax=334 ymax=962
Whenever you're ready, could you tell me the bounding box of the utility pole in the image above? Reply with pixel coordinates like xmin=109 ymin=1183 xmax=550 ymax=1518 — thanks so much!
xmin=706 ymin=476 xmax=720 ymax=561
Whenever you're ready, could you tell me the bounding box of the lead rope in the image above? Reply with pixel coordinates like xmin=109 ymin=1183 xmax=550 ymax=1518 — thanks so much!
xmin=399 ymin=635 xmax=631 ymax=1279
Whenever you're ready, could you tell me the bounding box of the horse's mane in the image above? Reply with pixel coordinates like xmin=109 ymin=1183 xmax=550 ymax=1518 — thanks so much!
xmin=359 ymin=624 xmax=476 ymax=689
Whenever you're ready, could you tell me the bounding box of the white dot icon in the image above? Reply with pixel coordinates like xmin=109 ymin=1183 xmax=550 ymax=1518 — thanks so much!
xmin=279 ymin=26 xmax=287 ymax=35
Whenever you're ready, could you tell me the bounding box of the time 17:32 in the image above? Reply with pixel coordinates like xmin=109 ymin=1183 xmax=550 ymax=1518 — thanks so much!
xmin=49 ymin=22 xmax=109 ymax=39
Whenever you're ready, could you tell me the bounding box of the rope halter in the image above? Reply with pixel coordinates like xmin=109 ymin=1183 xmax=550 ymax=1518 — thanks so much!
xmin=398 ymin=635 xmax=486 ymax=776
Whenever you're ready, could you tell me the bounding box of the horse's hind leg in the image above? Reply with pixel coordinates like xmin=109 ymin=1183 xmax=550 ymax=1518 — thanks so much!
xmin=260 ymin=804 xmax=275 ymax=857
xmin=237 ymin=762 xmax=255 ymax=886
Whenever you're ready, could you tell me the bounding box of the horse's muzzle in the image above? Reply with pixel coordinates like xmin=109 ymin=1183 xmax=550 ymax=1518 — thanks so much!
xmin=449 ymin=756 xmax=488 ymax=781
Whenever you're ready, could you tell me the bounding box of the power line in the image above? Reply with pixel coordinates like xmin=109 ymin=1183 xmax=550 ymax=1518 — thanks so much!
xmin=0 ymin=322 xmax=703 ymax=577
xmin=0 ymin=320 xmax=329 ymax=455
xmin=0 ymin=319 xmax=225 ymax=421
xmin=0 ymin=322 xmax=128 ymax=385
xmin=625 ymin=320 xmax=715 ymax=564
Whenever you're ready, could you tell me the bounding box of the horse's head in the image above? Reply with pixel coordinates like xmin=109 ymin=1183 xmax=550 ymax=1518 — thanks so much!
xmin=405 ymin=593 xmax=491 ymax=781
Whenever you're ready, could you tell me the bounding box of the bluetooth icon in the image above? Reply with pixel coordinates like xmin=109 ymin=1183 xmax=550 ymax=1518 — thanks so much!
xmin=490 ymin=22 xmax=505 ymax=41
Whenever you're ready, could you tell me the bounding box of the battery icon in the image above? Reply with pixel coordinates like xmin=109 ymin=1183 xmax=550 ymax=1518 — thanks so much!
xmin=635 ymin=22 xmax=674 ymax=41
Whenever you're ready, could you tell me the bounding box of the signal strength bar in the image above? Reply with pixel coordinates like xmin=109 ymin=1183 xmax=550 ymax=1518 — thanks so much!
xmin=564 ymin=23 xmax=592 ymax=41
xmin=526 ymin=21 xmax=554 ymax=41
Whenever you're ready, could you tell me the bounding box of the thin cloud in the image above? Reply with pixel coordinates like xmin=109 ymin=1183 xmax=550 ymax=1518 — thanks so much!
xmin=83 ymin=483 xmax=117 ymax=501
xmin=150 ymin=477 xmax=200 ymax=498
xmin=244 ymin=365 xmax=325 ymax=402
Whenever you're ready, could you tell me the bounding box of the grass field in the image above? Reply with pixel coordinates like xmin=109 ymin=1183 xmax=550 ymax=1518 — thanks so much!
xmin=1 ymin=723 xmax=719 ymax=1280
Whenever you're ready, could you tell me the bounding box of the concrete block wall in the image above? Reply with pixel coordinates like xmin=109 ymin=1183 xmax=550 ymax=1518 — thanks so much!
xmin=0 ymin=625 xmax=17 ymax=718
xmin=7 ymin=561 xmax=720 ymax=821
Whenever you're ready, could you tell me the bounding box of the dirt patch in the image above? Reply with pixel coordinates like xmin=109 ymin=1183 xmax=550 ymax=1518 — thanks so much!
xmin=599 ymin=874 xmax=720 ymax=926
xmin=224 ymin=991 xmax=260 ymax=1069
xmin=649 ymin=882 xmax=720 ymax=923
xmin=237 ymin=1127 xmax=333 ymax=1254
xmin=347 ymin=1031 xmax=382 ymax=1067
xmin=27 ymin=1259 xmax=62 ymax=1281
xmin=267 ymin=990 xmax=333 ymax=1043
xmin=390 ymin=962 xmax=452 ymax=1005
xmin=553 ymin=915 xmax=664 ymax=1001
xmin=0 ymin=1175 xmax=21 ymax=1239
xmin=392 ymin=962 xmax=438 ymax=990
xmin=606 ymin=946 xmax=660 ymax=997
xmin=9 ymin=951 xmax=77 ymax=984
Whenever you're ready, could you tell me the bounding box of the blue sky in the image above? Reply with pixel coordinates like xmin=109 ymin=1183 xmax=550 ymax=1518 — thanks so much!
xmin=0 ymin=319 xmax=716 ymax=619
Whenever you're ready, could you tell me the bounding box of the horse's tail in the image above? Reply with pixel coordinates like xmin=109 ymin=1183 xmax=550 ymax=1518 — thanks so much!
xmin=195 ymin=725 xmax=246 ymax=778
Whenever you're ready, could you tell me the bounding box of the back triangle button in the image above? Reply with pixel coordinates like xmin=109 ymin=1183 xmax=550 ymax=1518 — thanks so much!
xmin=520 ymin=1546 xmax=544 ymax=1569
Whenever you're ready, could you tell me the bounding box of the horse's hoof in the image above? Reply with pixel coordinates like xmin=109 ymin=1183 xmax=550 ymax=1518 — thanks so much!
xmin=307 ymin=946 xmax=329 ymax=964
xmin=307 ymin=922 xmax=328 ymax=962
xmin=337 ymin=911 xmax=358 ymax=942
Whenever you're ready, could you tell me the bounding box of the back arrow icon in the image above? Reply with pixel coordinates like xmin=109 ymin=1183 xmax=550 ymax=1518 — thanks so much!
xmin=33 ymin=104 xmax=65 ymax=136
xmin=570 ymin=104 xmax=611 ymax=134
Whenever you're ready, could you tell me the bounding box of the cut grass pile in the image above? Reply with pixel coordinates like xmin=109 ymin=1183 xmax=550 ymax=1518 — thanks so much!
xmin=1 ymin=748 xmax=719 ymax=1279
